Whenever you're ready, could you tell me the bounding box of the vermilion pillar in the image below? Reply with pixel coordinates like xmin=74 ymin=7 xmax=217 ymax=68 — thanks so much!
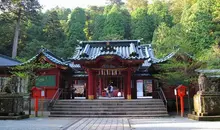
xmin=100 ymin=78 xmax=103 ymax=95
xmin=93 ymin=74 xmax=97 ymax=99
xmin=74 ymin=80 xmax=78 ymax=84
xmin=88 ymin=69 xmax=94 ymax=100
xmin=124 ymin=75 xmax=127 ymax=99
xmin=127 ymin=69 xmax=131 ymax=100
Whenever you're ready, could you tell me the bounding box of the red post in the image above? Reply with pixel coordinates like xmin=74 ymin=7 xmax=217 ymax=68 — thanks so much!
xmin=75 ymin=80 xmax=78 ymax=84
xmin=100 ymin=78 xmax=103 ymax=96
xmin=180 ymin=96 xmax=184 ymax=117
xmin=124 ymin=75 xmax=127 ymax=99
xmin=127 ymin=69 xmax=131 ymax=100
xmin=93 ymin=74 xmax=97 ymax=99
xmin=177 ymin=85 xmax=186 ymax=117
xmin=35 ymin=97 xmax=38 ymax=117
xmin=88 ymin=69 xmax=94 ymax=100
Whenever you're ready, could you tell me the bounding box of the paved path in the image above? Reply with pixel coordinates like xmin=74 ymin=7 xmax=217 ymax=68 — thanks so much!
xmin=0 ymin=117 xmax=78 ymax=130
xmin=0 ymin=117 xmax=220 ymax=130
xmin=66 ymin=118 xmax=130 ymax=130
xmin=129 ymin=117 xmax=220 ymax=130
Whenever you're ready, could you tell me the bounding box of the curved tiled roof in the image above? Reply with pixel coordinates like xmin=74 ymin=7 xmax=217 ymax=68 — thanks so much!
xmin=20 ymin=48 xmax=68 ymax=67
xmin=71 ymin=40 xmax=179 ymax=68
xmin=72 ymin=40 xmax=150 ymax=61
xmin=0 ymin=54 xmax=21 ymax=67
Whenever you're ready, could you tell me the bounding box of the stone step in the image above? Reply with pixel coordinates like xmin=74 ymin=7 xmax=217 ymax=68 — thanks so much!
xmin=51 ymin=107 xmax=167 ymax=111
xmin=57 ymin=99 xmax=162 ymax=102
xmin=56 ymin=100 xmax=163 ymax=103
xmin=49 ymin=99 xmax=169 ymax=117
xmin=52 ymin=105 xmax=166 ymax=108
xmin=49 ymin=114 xmax=169 ymax=118
xmin=50 ymin=111 xmax=168 ymax=115
xmin=55 ymin=102 xmax=164 ymax=105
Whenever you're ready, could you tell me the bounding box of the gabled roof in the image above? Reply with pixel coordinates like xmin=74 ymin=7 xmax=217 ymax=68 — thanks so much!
xmin=71 ymin=40 xmax=150 ymax=60
xmin=71 ymin=40 xmax=179 ymax=68
xmin=21 ymin=48 xmax=69 ymax=67
xmin=142 ymin=48 xmax=179 ymax=67
xmin=0 ymin=54 xmax=21 ymax=67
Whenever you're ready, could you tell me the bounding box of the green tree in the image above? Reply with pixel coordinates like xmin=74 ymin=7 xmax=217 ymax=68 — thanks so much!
xmin=0 ymin=13 xmax=14 ymax=56
xmin=126 ymin=0 xmax=148 ymax=12
xmin=169 ymin=0 xmax=197 ymax=23
xmin=12 ymin=60 xmax=51 ymax=92
xmin=84 ymin=6 xmax=104 ymax=40
xmin=92 ymin=15 xmax=106 ymax=40
xmin=131 ymin=8 xmax=155 ymax=43
xmin=154 ymin=53 xmax=202 ymax=87
xmin=181 ymin=0 xmax=215 ymax=55
xmin=148 ymin=0 xmax=173 ymax=27
xmin=43 ymin=10 xmax=66 ymax=56
xmin=102 ymin=4 xmax=127 ymax=40
xmin=106 ymin=0 xmax=124 ymax=5
xmin=65 ymin=8 xmax=86 ymax=57
xmin=0 ymin=0 xmax=41 ymax=58
xmin=152 ymin=23 xmax=193 ymax=58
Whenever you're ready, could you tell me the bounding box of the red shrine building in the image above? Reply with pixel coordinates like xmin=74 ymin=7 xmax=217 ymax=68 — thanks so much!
xmin=28 ymin=40 xmax=176 ymax=100
xmin=0 ymin=40 xmax=177 ymax=100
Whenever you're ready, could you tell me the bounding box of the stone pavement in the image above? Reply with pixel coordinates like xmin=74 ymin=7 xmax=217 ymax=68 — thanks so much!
xmin=130 ymin=117 xmax=220 ymax=130
xmin=66 ymin=118 xmax=130 ymax=130
xmin=0 ymin=116 xmax=220 ymax=130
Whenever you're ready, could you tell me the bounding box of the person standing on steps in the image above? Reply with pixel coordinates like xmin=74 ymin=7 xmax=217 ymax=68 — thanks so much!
xmin=108 ymin=84 xmax=113 ymax=98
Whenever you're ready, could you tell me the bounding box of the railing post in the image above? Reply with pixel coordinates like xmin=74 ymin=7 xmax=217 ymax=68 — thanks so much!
xmin=29 ymin=93 xmax=31 ymax=115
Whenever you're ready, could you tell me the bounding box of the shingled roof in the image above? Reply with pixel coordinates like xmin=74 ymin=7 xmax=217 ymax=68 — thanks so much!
xmin=72 ymin=40 xmax=149 ymax=60
xmin=21 ymin=48 xmax=69 ymax=67
xmin=71 ymin=40 xmax=178 ymax=68
xmin=0 ymin=54 xmax=21 ymax=67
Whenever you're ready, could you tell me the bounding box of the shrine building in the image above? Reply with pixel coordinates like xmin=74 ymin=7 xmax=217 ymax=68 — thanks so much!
xmin=0 ymin=40 xmax=177 ymax=100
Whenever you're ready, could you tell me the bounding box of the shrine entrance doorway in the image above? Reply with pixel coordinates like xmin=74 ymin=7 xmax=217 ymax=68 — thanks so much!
xmin=98 ymin=76 xmax=124 ymax=98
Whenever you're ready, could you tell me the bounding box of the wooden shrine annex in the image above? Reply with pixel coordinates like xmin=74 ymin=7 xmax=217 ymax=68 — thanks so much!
xmin=0 ymin=40 xmax=177 ymax=100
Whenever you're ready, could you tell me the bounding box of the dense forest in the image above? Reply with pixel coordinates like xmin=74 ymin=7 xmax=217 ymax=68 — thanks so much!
xmin=0 ymin=0 xmax=219 ymax=85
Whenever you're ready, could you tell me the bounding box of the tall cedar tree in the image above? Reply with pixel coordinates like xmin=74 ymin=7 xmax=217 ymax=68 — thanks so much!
xmin=131 ymin=8 xmax=154 ymax=43
xmin=0 ymin=0 xmax=41 ymax=58
xmin=65 ymin=8 xmax=86 ymax=56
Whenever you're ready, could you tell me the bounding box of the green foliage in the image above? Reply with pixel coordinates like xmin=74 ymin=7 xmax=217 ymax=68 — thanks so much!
xmin=92 ymin=15 xmax=106 ymax=40
xmin=154 ymin=54 xmax=202 ymax=86
xmin=152 ymin=23 xmax=193 ymax=58
xmin=106 ymin=0 xmax=124 ymax=5
xmin=0 ymin=0 xmax=219 ymax=87
xmin=84 ymin=6 xmax=104 ymax=40
xmin=43 ymin=10 xmax=66 ymax=56
xmin=198 ymin=43 xmax=220 ymax=69
xmin=148 ymin=0 xmax=173 ymax=27
xmin=0 ymin=13 xmax=14 ymax=56
xmin=126 ymin=0 xmax=148 ymax=12
xmin=131 ymin=8 xmax=154 ymax=43
xmin=180 ymin=0 xmax=216 ymax=55
xmin=65 ymin=7 xmax=86 ymax=56
xmin=0 ymin=0 xmax=41 ymax=58
xmin=11 ymin=61 xmax=51 ymax=91
xmin=102 ymin=4 xmax=128 ymax=40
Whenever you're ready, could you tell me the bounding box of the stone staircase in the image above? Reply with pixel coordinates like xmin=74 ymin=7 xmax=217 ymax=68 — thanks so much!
xmin=49 ymin=99 xmax=169 ymax=117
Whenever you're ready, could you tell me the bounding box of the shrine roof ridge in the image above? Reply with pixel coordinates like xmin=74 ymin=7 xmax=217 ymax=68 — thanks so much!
xmin=79 ymin=40 xmax=141 ymax=47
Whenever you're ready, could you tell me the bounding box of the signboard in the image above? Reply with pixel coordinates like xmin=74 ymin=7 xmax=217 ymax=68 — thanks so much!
xmin=41 ymin=90 xmax=45 ymax=97
xmin=35 ymin=75 xmax=56 ymax=87
xmin=137 ymin=80 xmax=143 ymax=97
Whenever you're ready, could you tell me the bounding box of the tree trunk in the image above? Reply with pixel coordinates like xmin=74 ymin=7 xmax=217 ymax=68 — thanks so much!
xmin=12 ymin=9 xmax=21 ymax=58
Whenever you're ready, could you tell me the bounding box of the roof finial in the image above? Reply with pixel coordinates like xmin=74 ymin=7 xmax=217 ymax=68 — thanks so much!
xmin=38 ymin=45 xmax=45 ymax=53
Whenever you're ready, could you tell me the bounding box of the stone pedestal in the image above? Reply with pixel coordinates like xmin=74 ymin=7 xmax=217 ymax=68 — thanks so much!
xmin=188 ymin=91 xmax=220 ymax=121
xmin=193 ymin=91 xmax=220 ymax=116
